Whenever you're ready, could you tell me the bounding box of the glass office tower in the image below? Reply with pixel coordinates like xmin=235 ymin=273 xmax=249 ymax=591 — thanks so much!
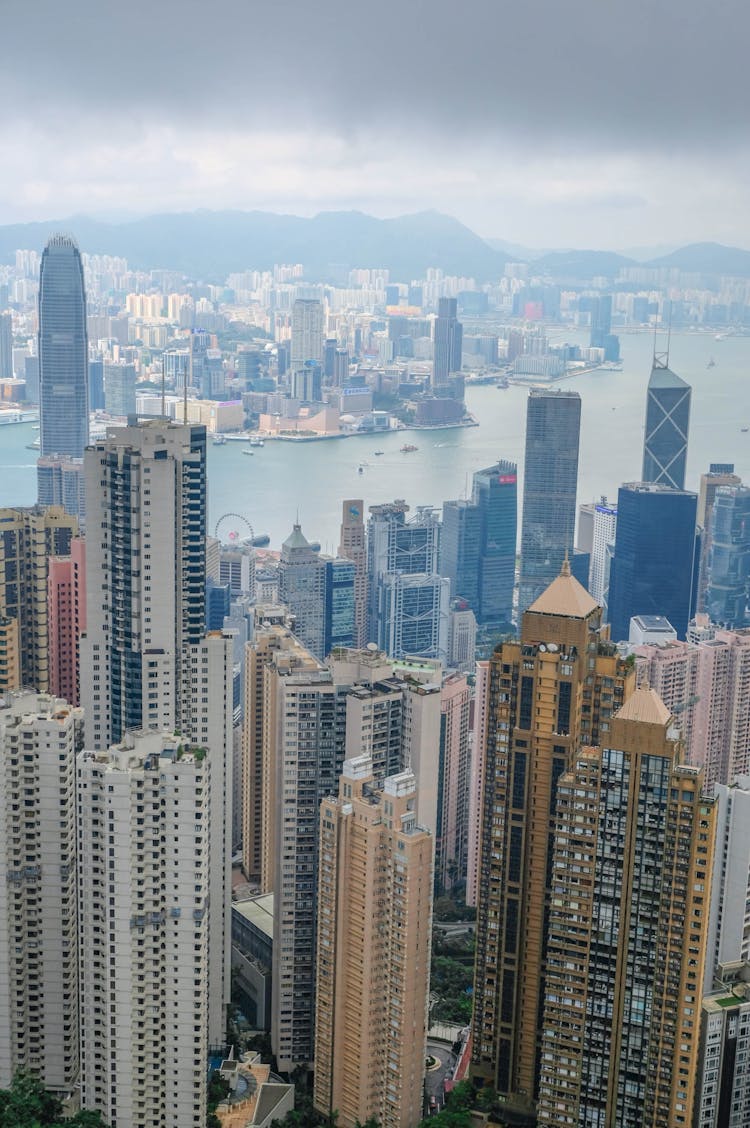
xmin=38 ymin=234 xmax=89 ymax=459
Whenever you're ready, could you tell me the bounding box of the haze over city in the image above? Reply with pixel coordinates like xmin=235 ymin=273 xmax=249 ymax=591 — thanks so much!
xmin=1 ymin=0 xmax=749 ymax=248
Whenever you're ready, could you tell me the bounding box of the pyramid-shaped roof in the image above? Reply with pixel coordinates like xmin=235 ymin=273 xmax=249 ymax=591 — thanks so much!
xmin=526 ymin=559 xmax=599 ymax=619
xmin=614 ymin=686 xmax=671 ymax=726
xmin=282 ymin=523 xmax=311 ymax=552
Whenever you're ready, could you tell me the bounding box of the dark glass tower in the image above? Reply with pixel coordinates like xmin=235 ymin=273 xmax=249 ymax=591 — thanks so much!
xmin=519 ymin=390 xmax=581 ymax=615
xmin=705 ymin=485 xmax=750 ymax=627
xmin=432 ymin=296 xmax=462 ymax=388
xmin=472 ymin=461 xmax=517 ymax=624
xmin=38 ymin=235 xmax=89 ymax=458
xmin=641 ymin=355 xmax=691 ymax=490
xmin=608 ymin=482 xmax=699 ymax=642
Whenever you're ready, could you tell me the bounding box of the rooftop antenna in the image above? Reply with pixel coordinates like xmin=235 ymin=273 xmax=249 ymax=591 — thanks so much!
xmin=161 ymin=360 xmax=166 ymax=418
xmin=183 ymin=356 xmax=188 ymax=424
xmin=653 ymin=300 xmax=672 ymax=371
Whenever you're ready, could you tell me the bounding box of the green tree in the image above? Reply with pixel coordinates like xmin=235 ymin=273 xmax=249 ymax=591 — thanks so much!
xmin=0 ymin=1072 xmax=109 ymax=1128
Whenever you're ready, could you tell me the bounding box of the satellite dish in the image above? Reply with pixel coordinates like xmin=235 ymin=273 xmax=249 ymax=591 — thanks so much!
xmin=366 ymin=642 xmax=378 ymax=652
xmin=539 ymin=644 xmax=547 ymax=652
xmin=547 ymin=643 xmax=558 ymax=652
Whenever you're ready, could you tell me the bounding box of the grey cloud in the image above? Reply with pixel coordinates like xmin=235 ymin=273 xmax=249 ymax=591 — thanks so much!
xmin=2 ymin=0 xmax=749 ymax=154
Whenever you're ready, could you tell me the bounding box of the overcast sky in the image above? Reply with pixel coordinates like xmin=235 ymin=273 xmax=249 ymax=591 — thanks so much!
xmin=1 ymin=0 xmax=748 ymax=249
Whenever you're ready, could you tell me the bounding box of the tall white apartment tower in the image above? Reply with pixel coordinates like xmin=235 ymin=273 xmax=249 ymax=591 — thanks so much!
xmin=290 ymin=298 xmax=324 ymax=369
xmin=78 ymin=732 xmax=210 ymax=1127
xmin=587 ymin=497 xmax=617 ymax=611
xmin=0 ymin=693 xmax=82 ymax=1096
xmin=80 ymin=419 xmax=234 ymax=1044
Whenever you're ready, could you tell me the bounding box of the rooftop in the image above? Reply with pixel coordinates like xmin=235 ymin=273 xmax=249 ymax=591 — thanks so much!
xmin=526 ymin=559 xmax=599 ymax=619
xmin=614 ymin=687 xmax=671 ymax=726
xmin=232 ymin=893 xmax=274 ymax=940
xmin=648 ymin=360 xmax=690 ymax=391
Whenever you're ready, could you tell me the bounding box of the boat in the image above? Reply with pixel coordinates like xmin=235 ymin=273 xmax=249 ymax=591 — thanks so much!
xmin=707 ymin=357 xmax=716 ymax=369
xmin=357 ymin=464 xmax=364 ymax=474
xmin=742 ymin=428 xmax=749 ymax=433
xmin=249 ymin=436 xmax=264 ymax=447
xmin=243 ymin=449 xmax=254 ymax=456
xmin=374 ymin=450 xmax=384 ymax=456
xmin=212 ymin=434 xmax=227 ymax=445
xmin=400 ymin=444 xmax=418 ymax=453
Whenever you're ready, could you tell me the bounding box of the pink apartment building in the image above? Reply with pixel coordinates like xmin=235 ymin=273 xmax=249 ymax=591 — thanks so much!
xmin=47 ymin=537 xmax=86 ymax=706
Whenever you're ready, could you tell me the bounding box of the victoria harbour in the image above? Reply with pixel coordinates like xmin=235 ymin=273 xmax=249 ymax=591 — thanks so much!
xmin=1 ymin=328 xmax=747 ymax=549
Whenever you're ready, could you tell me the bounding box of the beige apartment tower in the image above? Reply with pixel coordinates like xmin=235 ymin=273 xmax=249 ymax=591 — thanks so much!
xmin=314 ymin=756 xmax=433 ymax=1128
xmin=338 ymin=499 xmax=368 ymax=648
xmin=537 ymin=690 xmax=717 ymax=1127
xmin=471 ymin=562 xmax=634 ymax=1119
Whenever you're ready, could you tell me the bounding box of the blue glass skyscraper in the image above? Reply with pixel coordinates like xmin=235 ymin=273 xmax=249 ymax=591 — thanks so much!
xmin=38 ymin=235 xmax=89 ymax=458
xmin=608 ymin=482 xmax=699 ymax=641
xmin=705 ymin=486 xmax=750 ymax=627
xmin=641 ymin=356 xmax=691 ymax=491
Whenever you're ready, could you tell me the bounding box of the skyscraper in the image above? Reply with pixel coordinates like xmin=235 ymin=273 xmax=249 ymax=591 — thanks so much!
xmin=278 ymin=523 xmax=354 ymax=659
xmin=36 ymin=455 xmax=86 ymax=521
xmin=38 ymin=235 xmax=89 ymax=459
xmin=587 ymin=496 xmax=617 ymax=612
xmin=47 ymin=537 xmax=86 ymax=706
xmin=0 ymin=693 xmax=82 ymax=1097
xmin=441 ymin=499 xmax=482 ymax=607
xmin=290 ymin=298 xmax=325 ymax=369
xmin=78 ymin=731 xmax=210 ymax=1127
xmin=104 ymin=360 xmax=137 ymax=417
xmin=519 ymin=390 xmax=581 ymax=614
xmin=432 ymin=297 xmax=462 ymax=389
xmin=437 ymin=672 xmax=472 ymax=890
xmin=338 ymin=499 xmax=368 ymax=647
xmin=696 ymin=463 xmax=742 ymax=610
xmin=536 ymin=690 xmax=716 ymax=1127
xmin=642 ymin=353 xmax=691 ymax=490
xmin=608 ymin=481 xmax=699 ymax=641
xmin=314 ymin=757 xmax=433 ymax=1128
xmin=471 ymin=563 xmax=633 ymax=1119
xmin=705 ymin=485 xmax=750 ymax=627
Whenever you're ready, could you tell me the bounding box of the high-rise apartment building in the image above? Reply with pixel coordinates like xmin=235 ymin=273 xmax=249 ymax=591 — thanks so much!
xmin=290 ymin=298 xmax=325 ymax=370
xmin=436 ymin=672 xmax=471 ymax=891
xmin=78 ymin=732 xmax=210 ymax=1127
xmin=466 ymin=660 xmax=489 ymax=908
xmin=0 ymin=693 xmax=82 ymax=1096
xmin=338 ymin=499 xmax=369 ymax=648
xmin=705 ymin=778 xmax=750 ymax=976
xmin=471 ymin=563 xmax=633 ymax=1119
xmin=432 ymin=297 xmax=463 ymax=388
xmin=314 ymin=757 xmax=433 ymax=1128
xmin=705 ymin=485 xmax=750 ymax=627
xmin=253 ymin=637 xmax=441 ymax=1070
xmin=695 ymin=984 xmax=750 ymax=1128
xmin=536 ymin=689 xmax=716 ymax=1127
xmin=697 ymin=463 xmax=742 ymax=611
xmin=608 ymin=481 xmax=699 ymax=641
xmin=80 ymin=418 xmax=233 ymax=1045
xmin=587 ymin=496 xmax=617 ymax=611
xmin=36 ymin=455 xmax=86 ymax=521
xmin=0 ymin=504 xmax=78 ymax=691
xmin=635 ymin=627 xmax=750 ymax=788
xmin=519 ymin=389 xmax=581 ymax=615
xmin=47 ymin=537 xmax=86 ymax=706
xmin=642 ymin=354 xmax=691 ymax=490
xmin=38 ymin=235 xmax=89 ymax=460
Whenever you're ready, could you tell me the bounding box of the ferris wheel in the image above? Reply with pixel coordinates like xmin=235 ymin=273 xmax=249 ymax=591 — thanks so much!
xmin=214 ymin=512 xmax=255 ymax=546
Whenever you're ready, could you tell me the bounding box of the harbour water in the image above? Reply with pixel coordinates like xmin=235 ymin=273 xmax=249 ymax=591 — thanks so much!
xmin=0 ymin=330 xmax=747 ymax=550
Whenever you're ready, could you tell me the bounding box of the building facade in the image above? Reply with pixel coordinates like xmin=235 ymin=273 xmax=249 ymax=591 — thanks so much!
xmin=338 ymin=499 xmax=368 ymax=648
xmin=314 ymin=757 xmax=432 ymax=1128
xmin=641 ymin=355 xmax=691 ymax=491
xmin=78 ymin=732 xmax=210 ymax=1127
xmin=38 ymin=235 xmax=89 ymax=460
xmin=0 ymin=693 xmax=82 ymax=1096
xmin=470 ymin=563 xmax=634 ymax=1119
xmin=705 ymin=486 xmax=750 ymax=627
xmin=519 ymin=390 xmax=581 ymax=615
xmin=608 ymin=481 xmax=699 ymax=642
xmin=536 ymin=690 xmax=716 ymax=1127
xmin=47 ymin=537 xmax=86 ymax=707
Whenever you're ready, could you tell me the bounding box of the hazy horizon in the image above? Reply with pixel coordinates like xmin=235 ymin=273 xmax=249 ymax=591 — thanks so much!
xmin=2 ymin=0 xmax=749 ymax=250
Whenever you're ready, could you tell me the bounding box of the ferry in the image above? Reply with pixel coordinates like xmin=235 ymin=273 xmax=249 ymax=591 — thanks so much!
xmin=400 ymin=443 xmax=418 ymax=453
xmin=249 ymin=436 xmax=264 ymax=447
xmin=243 ymin=449 xmax=254 ymax=456
xmin=374 ymin=450 xmax=384 ymax=456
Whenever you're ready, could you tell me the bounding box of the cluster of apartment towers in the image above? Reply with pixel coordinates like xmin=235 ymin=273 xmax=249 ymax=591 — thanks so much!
xmin=0 ymin=235 xmax=748 ymax=1128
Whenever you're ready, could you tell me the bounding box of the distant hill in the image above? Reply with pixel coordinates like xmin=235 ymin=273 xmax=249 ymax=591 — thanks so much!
xmin=646 ymin=241 xmax=750 ymax=277
xmin=532 ymin=249 xmax=636 ymax=280
xmin=0 ymin=209 xmax=509 ymax=283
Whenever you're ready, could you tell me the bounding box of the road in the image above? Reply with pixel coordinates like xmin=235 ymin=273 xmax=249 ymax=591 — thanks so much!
xmin=424 ymin=1038 xmax=457 ymax=1114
